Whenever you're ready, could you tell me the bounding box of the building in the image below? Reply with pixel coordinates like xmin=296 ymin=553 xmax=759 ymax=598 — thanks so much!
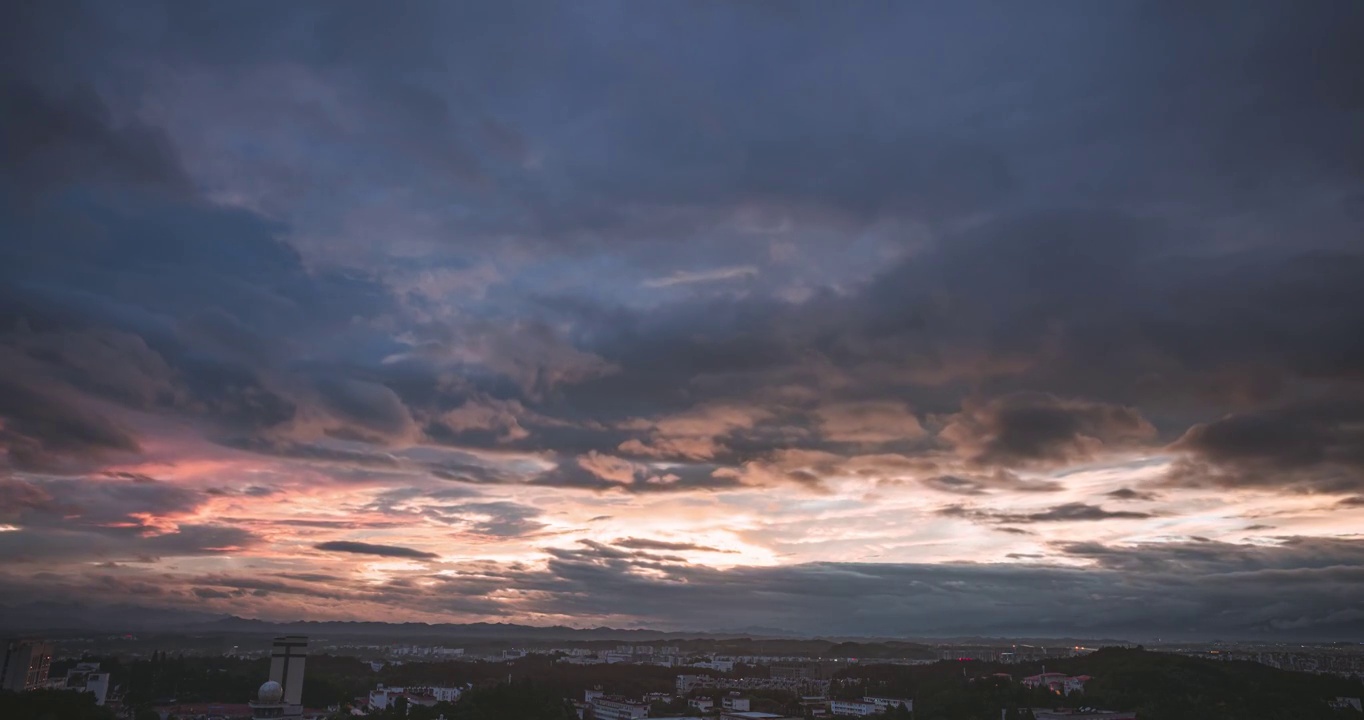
xmin=589 ymin=695 xmax=648 ymax=720
xmin=62 ymin=662 xmax=111 ymax=705
xmin=1063 ymin=676 xmax=1091 ymax=694
xmin=1023 ymin=672 xmax=1089 ymax=694
xmin=864 ymin=697 xmax=912 ymax=712
xmin=719 ymin=713 xmax=796 ymax=720
xmin=770 ymin=661 xmax=839 ymax=680
xmin=369 ymin=684 xmax=463 ymax=710
xmin=828 ymin=697 xmax=913 ymax=716
xmin=251 ymin=636 xmax=307 ymax=719
xmin=829 ymin=699 xmax=880 ymax=716
xmin=676 ymin=673 xmax=831 ymax=698
xmin=1 ymin=639 xmax=52 ymax=691
xmin=677 ymin=674 xmax=703 ymax=694
xmin=1022 ymin=672 xmax=1068 ymax=689
xmin=769 ymin=663 xmax=812 ymax=679
xmin=722 ymin=693 xmax=751 ymax=711
xmin=269 ymin=635 xmax=308 ymax=707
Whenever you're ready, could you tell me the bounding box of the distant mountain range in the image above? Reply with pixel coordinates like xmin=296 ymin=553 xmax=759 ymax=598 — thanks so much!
xmin=0 ymin=601 xmax=813 ymax=640
xmin=0 ymin=602 xmax=1147 ymax=648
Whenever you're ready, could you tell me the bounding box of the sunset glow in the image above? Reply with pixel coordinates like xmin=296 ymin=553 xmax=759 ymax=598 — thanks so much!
xmin=2 ymin=0 xmax=1362 ymax=639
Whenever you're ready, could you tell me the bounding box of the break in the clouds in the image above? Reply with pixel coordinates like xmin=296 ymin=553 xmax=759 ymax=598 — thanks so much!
xmin=1 ymin=0 xmax=1362 ymax=638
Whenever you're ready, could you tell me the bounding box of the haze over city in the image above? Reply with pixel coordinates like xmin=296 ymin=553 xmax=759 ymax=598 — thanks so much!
xmin=3 ymin=0 xmax=1363 ymax=642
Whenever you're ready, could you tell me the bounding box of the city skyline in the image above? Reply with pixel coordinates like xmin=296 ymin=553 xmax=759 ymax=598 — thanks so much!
xmin=2 ymin=1 xmax=1363 ymax=638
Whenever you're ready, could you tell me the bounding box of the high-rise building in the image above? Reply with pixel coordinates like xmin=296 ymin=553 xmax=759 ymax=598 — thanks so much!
xmin=1 ymin=639 xmax=52 ymax=691
xmin=251 ymin=636 xmax=307 ymax=719
xmin=269 ymin=635 xmax=308 ymax=706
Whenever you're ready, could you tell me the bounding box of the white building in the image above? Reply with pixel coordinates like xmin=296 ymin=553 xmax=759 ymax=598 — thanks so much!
xmin=589 ymin=695 xmax=648 ymax=720
xmin=689 ymin=659 xmax=735 ymax=671
xmin=369 ymin=685 xmax=462 ymax=709
xmin=864 ymin=696 xmax=912 ymax=712
xmin=252 ymin=636 xmax=307 ymax=719
xmin=677 ymin=675 xmax=704 ymax=694
xmin=723 ymin=694 xmax=751 ymax=711
xmin=62 ymin=663 xmax=111 ymax=706
xmin=269 ymin=636 xmax=308 ymax=709
xmin=829 ymin=699 xmax=880 ymax=716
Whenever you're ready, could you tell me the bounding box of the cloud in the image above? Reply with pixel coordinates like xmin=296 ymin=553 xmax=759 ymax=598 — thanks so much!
xmin=940 ymin=393 xmax=1156 ymax=468
xmin=613 ymin=537 xmax=736 ymax=554
xmin=364 ymin=489 xmax=546 ymax=538
xmin=0 ymin=378 xmax=141 ymax=471
xmin=1167 ymin=395 xmax=1364 ymax=492
xmin=1 ymin=0 xmax=1362 ymax=636
xmin=533 ymin=453 xmax=740 ymax=494
xmin=313 ymin=541 xmax=439 ymax=560
xmin=0 ymin=523 xmax=258 ymax=563
xmin=814 ymin=400 xmax=925 ymax=445
xmin=642 ymin=266 xmax=759 ymax=288
xmin=0 ymin=475 xmax=202 ymax=532
xmin=939 ymin=502 xmax=1155 ymax=525
xmin=1105 ymin=487 xmax=1159 ymax=502
xmin=920 ymin=471 xmax=1062 ymax=496
xmin=0 ymin=79 xmax=191 ymax=194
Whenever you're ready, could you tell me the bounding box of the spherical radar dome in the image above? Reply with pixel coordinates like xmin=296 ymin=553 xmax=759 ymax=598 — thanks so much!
xmin=258 ymin=680 xmax=284 ymax=704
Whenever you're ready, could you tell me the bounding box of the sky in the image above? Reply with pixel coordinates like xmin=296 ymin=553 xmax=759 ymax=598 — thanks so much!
xmin=1 ymin=1 xmax=1363 ymax=640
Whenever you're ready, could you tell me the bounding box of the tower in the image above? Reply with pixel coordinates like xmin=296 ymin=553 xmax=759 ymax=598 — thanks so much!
xmin=1 ymin=640 xmax=52 ymax=691
xmin=252 ymin=636 xmax=307 ymax=719
xmin=269 ymin=635 xmax=308 ymax=707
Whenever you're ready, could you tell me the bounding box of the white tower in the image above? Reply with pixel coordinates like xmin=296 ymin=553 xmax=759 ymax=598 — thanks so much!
xmin=269 ymin=636 xmax=308 ymax=708
xmin=252 ymin=636 xmax=307 ymax=719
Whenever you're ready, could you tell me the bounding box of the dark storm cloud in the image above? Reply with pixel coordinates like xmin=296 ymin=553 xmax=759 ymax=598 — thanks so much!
xmin=941 ymin=393 xmax=1156 ymax=467
xmin=1166 ymin=395 xmax=1364 ymax=493
xmin=939 ymin=502 xmax=1155 ymax=525
xmin=0 ymin=474 xmax=258 ymax=563
xmin=0 ymin=79 xmax=191 ymax=195
xmin=404 ymin=536 xmax=1364 ymax=638
xmin=0 ymin=523 xmax=258 ymax=563
xmin=4 ymin=535 xmax=1360 ymax=638
xmin=0 ymin=475 xmax=201 ymax=530
xmin=314 ymin=540 xmax=439 ymax=560
xmin=1056 ymin=536 xmax=1364 ymax=575
xmin=1 ymin=0 xmax=1363 ymax=635
xmin=531 ymin=455 xmax=741 ymax=494
xmin=0 ymin=378 xmax=140 ymax=471
xmin=2 ymin=0 xmax=1362 ymax=483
